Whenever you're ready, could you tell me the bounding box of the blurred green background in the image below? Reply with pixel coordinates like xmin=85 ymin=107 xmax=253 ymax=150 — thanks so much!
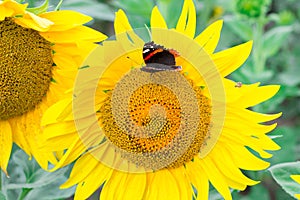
xmin=3 ymin=0 xmax=300 ymax=199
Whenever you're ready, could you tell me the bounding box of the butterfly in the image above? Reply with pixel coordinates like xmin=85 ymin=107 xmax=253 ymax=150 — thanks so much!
xmin=141 ymin=41 xmax=182 ymax=73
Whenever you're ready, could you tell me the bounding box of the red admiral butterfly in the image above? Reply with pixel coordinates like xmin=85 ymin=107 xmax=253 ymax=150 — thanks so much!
xmin=141 ymin=41 xmax=182 ymax=73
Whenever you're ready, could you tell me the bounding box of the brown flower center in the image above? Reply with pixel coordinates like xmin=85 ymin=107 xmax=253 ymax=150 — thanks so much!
xmin=0 ymin=18 xmax=53 ymax=120
xmin=98 ymin=69 xmax=211 ymax=170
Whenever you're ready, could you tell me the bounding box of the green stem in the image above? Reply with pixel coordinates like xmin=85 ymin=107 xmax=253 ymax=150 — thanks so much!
xmin=252 ymin=18 xmax=265 ymax=74
xmin=18 ymin=189 xmax=31 ymax=200
xmin=55 ymin=0 xmax=64 ymax=11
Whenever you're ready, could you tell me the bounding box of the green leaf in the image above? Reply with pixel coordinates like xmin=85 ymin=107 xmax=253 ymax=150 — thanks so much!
xmin=26 ymin=0 xmax=49 ymax=15
xmin=0 ymin=192 xmax=6 ymax=200
xmin=2 ymin=149 xmax=74 ymax=200
xmin=6 ymin=167 xmax=68 ymax=189
xmin=223 ymin=16 xmax=253 ymax=41
xmin=263 ymin=26 xmax=293 ymax=58
xmin=23 ymin=181 xmax=74 ymax=200
xmin=269 ymin=161 xmax=300 ymax=199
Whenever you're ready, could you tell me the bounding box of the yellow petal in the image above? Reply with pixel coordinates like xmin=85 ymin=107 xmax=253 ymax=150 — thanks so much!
xmin=226 ymin=144 xmax=270 ymax=170
xmin=238 ymin=85 xmax=280 ymax=107
xmin=14 ymin=12 xmax=53 ymax=32
xmin=61 ymin=152 xmax=112 ymax=189
xmin=144 ymin=169 xmax=181 ymax=200
xmin=176 ymin=0 xmax=196 ymax=38
xmin=41 ymin=98 xmax=73 ymax=126
xmin=194 ymin=20 xmax=223 ymax=54
xmin=227 ymin=107 xmax=282 ymax=123
xmin=291 ymin=175 xmax=300 ymax=183
xmin=49 ymin=138 xmax=87 ymax=171
xmin=0 ymin=6 xmax=14 ymax=20
xmin=210 ymin=145 xmax=259 ymax=189
xmin=0 ymin=120 xmax=12 ymax=175
xmin=186 ymin=157 xmax=209 ymax=200
xmin=114 ymin=9 xmax=144 ymax=46
xmin=151 ymin=6 xmax=167 ymax=29
xmin=169 ymin=167 xmax=193 ymax=200
xmin=200 ymin=156 xmax=232 ymax=200
xmin=0 ymin=0 xmax=27 ymax=20
xmin=40 ymin=26 xmax=107 ymax=43
xmin=186 ymin=159 xmax=209 ymax=200
xmin=224 ymin=80 xmax=280 ymax=108
xmin=114 ymin=9 xmax=134 ymax=35
xmin=39 ymin=10 xmax=92 ymax=31
xmin=212 ymin=41 xmax=253 ymax=77
xmin=101 ymin=172 xmax=146 ymax=200
xmin=74 ymin=163 xmax=113 ymax=200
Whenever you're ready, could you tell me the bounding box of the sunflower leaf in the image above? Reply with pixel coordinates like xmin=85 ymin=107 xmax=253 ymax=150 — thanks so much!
xmin=0 ymin=192 xmax=6 ymax=200
xmin=269 ymin=161 xmax=300 ymax=199
xmin=26 ymin=0 xmax=49 ymax=15
xmin=2 ymin=149 xmax=74 ymax=200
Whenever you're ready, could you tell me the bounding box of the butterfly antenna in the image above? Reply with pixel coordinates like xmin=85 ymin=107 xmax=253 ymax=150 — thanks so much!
xmin=126 ymin=56 xmax=143 ymax=66
xmin=144 ymin=24 xmax=152 ymax=41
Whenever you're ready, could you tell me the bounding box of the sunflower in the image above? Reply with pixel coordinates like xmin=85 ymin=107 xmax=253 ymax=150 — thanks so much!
xmin=0 ymin=0 xmax=106 ymax=174
xmin=291 ymin=175 xmax=300 ymax=199
xmin=41 ymin=0 xmax=281 ymax=199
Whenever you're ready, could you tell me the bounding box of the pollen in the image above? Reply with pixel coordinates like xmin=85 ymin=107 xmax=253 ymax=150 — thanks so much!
xmin=0 ymin=18 xmax=53 ymax=120
xmin=98 ymin=69 xmax=211 ymax=170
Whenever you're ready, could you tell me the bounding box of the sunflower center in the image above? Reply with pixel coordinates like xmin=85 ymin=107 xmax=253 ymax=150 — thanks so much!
xmin=99 ymin=69 xmax=211 ymax=170
xmin=0 ymin=18 xmax=53 ymax=120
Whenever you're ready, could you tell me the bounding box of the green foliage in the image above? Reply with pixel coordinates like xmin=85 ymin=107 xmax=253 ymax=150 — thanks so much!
xmin=26 ymin=0 xmax=49 ymax=14
xmin=269 ymin=162 xmax=300 ymax=199
xmin=1 ymin=148 xmax=74 ymax=200
xmin=60 ymin=0 xmax=114 ymax=21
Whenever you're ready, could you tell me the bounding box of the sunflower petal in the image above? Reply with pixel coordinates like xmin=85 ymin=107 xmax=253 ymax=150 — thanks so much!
xmin=169 ymin=167 xmax=192 ymax=200
xmin=151 ymin=6 xmax=167 ymax=29
xmin=41 ymin=98 xmax=73 ymax=126
xmin=0 ymin=6 xmax=14 ymax=20
xmin=186 ymin=159 xmax=209 ymax=200
xmin=40 ymin=26 xmax=107 ymax=43
xmin=101 ymin=172 xmax=146 ymax=200
xmin=39 ymin=10 xmax=92 ymax=31
xmin=227 ymin=107 xmax=282 ymax=123
xmin=238 ymin=85 xmax=280 ymax=107
xmin=227 ymin=144 xmax=270 ymax=170
xmin=144 ymin=170 xmax=181 ymax=200
xmin=74 ymin=163 xmax=113 ymax=200
xmin=200 ymin=156 xmax=232 ymax=200
xmin=0 ymin=0 xmax=27 ymax=20
xmin=210 ymin=145 xmax=259 ymax=189
xmin=176 ymin=0 xmax=196 ymax=38
xmin=114 ymin=9 xmax=144 ymax=46
xmin=194 ymin=20 xmax=223 ymax=54
xmin=212 ymin=41 xmax=253 ymax=77
xmin=0 ymin=120 xmax=12 ymax=175
xmin=14 ymin=12 xmax=53 ymax=32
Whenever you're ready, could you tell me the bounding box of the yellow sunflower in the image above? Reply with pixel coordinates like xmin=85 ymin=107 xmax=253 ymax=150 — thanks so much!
xmin=41 ymin=0 xmax=281 ymax=199
xmin=0 ymin=0 xmax=106 ymax=174
xmin=291 ymin=175 xmax=300 ymax=199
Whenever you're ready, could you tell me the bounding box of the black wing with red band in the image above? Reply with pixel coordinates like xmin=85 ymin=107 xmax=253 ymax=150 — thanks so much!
xmin=141 ymin=41 xmax=182 ymax=73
